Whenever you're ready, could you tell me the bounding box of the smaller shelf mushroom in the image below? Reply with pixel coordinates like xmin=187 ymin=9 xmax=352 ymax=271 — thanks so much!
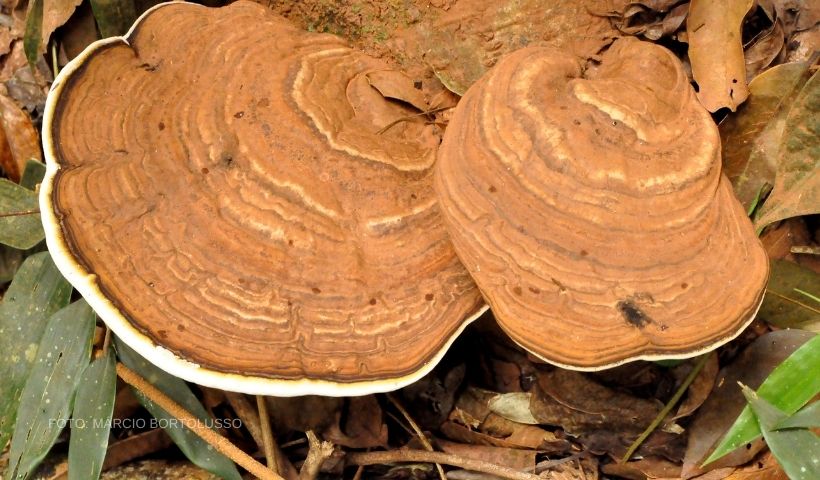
xmin=40 ymin=1 xmax=485 ymax=396
xmin=435 ymin=38 xmax=769 ymax=370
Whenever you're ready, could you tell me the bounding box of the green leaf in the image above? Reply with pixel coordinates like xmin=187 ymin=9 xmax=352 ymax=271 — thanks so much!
xmin=774 ymin=401 xmax=820 ymax=430
xmin=704 ymin=333 xmax=820 ymax=465
xmin=758 ymin=259 xmax=820 ymax=331
xmin=68 ymin=348 xmax=116 ymax=480
xmin=755 ymin=69 xmax=820 ymax=229
xmin=721 ymin=62 xmax=811 ymax=211
xmin=19 ymin=160 xmax=46 ymax=191
xmin=90 ymin=0 xmax=137 ymax=38
xmin=0 ymin=178 xmax=44 ymax=249
xmin=114 ymin=339 xmax=242 ymax=480
xmin=6 ymin=300 xmax=96 ymax=480
xmin=23 ymin=0 xmax=43 ymax=69
xmin=0 ymin=252 xmax=72 ymax=448
xmin=741 ymin=385 xmax=820 ymax=480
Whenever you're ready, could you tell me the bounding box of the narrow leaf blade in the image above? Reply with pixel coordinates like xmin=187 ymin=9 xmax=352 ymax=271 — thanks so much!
xmin=0 ymin=252 xmax=72 ymax=447
xmin=68 ymin=349 xmax=116 ymax=480
xmin=6 ymin=300 xmax=95 ymax=479
xmin=704 ymin=333 xmax=820 ymax=464
xmin=742 ymin=386 xmax=820 ymax=480
xmin=114 ymin=339 xmax=242 ymax=480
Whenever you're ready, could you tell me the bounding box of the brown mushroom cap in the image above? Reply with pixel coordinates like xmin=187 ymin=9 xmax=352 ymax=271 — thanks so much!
xmin=435 ymin=38 xmax=769 ymax=370
xmin=40 ymin=1 xmax=485 ymax=395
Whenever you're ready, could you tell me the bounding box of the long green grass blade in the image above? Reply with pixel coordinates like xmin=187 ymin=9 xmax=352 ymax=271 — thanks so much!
xmin=68 ymin=349 xmax=116 ymax=480
xmin=6 ymin=300 xmax=95 ymax=479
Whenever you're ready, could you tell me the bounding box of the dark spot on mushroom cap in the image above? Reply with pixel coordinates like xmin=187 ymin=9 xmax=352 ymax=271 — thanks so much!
xmin=425 ymin=293 xmax=434 ymax=301
xmin=529 ymin=286 xmax=540 ymax=294
xmin=681 ymin=282 xmax=688 ymax=289
xmin=201 ymin=167 xmax=209 ymax=174
xmin=176 ymin=324 xmax=185 ymax=332
xmin=369 ymin=298 xmax=377 ymax=305
xmin=286 ymin=300 xmax=293 ymax=307
xmin=234 ymin=111 xmax=244 ymax=118
xmin=158 ymin=121 xmax=165 ymax=131
xmin=580 ymin=249 xmax=588 ymax=257
xmin=311 ymin=287 xmax=321 ymax=294
xmin=158 ymin=329 xmax=168 ymax=338
xmin=512 ymin=286 xmax=523 ymax=296
xmin=488 ymin=185 xmax=497 ymax=193
xmin=288 ymin=239 xmax=294 ymax=246
xmin=617 ymin=300 xmax=651 ymax=328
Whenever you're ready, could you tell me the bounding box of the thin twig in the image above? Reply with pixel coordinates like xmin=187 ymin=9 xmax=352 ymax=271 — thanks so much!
xmin=346 ymin=450 xmax=541 ymax=480
xmin=299 ymin=430 xmax=334 ymax=480
xmin=621 ymin=354 xmax=711 ymax=462
xmin=0 ymin=209 xmax=40 ymax=218
xmin=115 ymin=363 xmax=283 ymax=480
xmin=257 ymin=395 xmax=279 ymax=473
xmin=386 ymin=393 xmax=445 ymax=480
xmin=375 ymin=106 xmax=453 ymax=134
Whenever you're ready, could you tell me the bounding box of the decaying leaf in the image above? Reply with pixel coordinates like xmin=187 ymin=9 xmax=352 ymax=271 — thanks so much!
xmin=24 ymin=0 xmax=84 ymax=64
xmin=721 ymin=62 xmax=810 ymax=212
xmin=682 ymin=330 xmax=815 ymax=477
xmin=0 ymin=89 xmax=42 ymax=182
xmin=531 ymin=369 xmax=661 ymax=436
xmin=687 ymin=0 xmax=754 ymax=111
xmin=744 ymin=21 xmax=785 ymax=81
xmin=759 ymin=259 xmax=820 ymax=331
xmin=672 ymin=353 xmax=719 ymax=421
xmin=437 ymin=438 xmax=536 ymax=471
xmin=755 ymin=69 xmax=820 ymax=228
xmin=366 ymin=70 xmax=428 ymax=112
xmin=402 ymin=0 xmax=618 ymax=94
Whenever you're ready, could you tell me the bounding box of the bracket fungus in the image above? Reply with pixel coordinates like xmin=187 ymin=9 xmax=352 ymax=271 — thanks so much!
xmin=435 ymin=38 xmax=769 ymax=370
xmin=40 ymin=1 xmax=485 ymax=396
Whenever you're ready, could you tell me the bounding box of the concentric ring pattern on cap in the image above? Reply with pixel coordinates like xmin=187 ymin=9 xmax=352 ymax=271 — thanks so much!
xmin=41 ymin=0 xmax=485 ymax=396
xmin=435 ymin=38 xmax=769 ymax=370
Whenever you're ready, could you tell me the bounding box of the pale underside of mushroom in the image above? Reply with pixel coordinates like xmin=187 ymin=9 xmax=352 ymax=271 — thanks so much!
xmin=435 ymin=38 xmax=769 ymax=370
xmin=40 ymin=0 xmax=485 ymax=396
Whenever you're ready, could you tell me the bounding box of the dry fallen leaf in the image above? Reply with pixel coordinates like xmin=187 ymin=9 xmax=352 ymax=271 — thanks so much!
xmin=755 ymin=69 xmax=820 ymax=228
xmin=401 ymin=0 xmax=619 ymax=94
xmin=720 ymin=62 xmax=811 ymax=211
xmin=687 ymin=0 xmax=754 ymax=111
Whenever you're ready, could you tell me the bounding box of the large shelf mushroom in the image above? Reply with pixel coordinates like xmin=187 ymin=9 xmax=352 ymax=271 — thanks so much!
xmin=435 ymin=38 xmax=769 ymax=370
xmin=40 ymin=0 xmax=485 ymax=396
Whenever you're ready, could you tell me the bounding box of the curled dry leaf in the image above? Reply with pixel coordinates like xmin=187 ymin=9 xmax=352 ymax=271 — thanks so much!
xmin=744 ymin=21 xmax=786 ymax=81
xmin=687 ymin=0 xmax=754 ymax=111
xmin=0 ymin=88 xmax=41 ymax=182
xmin=24 ymin=0 xmax=84 ymax=61
xmin=671 ymin=352 xmax=719 ymax=421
